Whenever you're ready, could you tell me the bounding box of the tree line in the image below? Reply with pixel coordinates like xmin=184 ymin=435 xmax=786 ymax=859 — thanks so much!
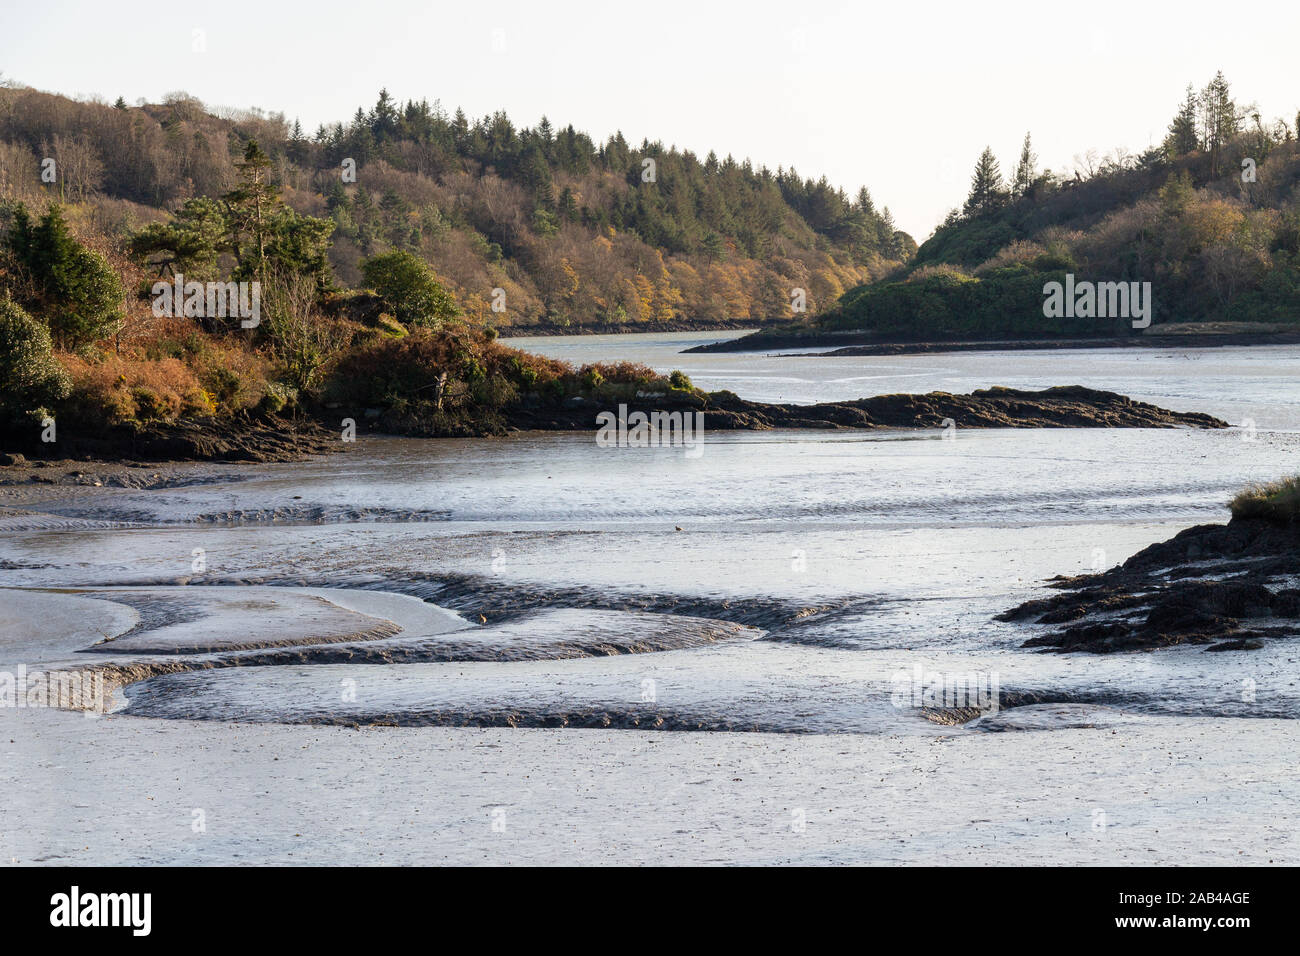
xmin=0 ymin=84 xmax=915 ymax=327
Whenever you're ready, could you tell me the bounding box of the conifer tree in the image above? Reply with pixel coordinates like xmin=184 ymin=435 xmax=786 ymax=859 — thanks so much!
xmin=224 ymin=141 xmax=279 ymax=282
xmin=855 ymin=186 xmax=875 ymax=216
xmin=1165 ymin=84 xmax=1200 ymax=157
xmin=964 ymin=147 xmax=1005 ymax=217
xmin=877 ymin=207 xmax=899 ymax=258
xmin=369 ymin=89 xmax=400 ymax=142
xmin=1200 ymin=71 xmax=1238 ymax=176
xmin=5 ymin=204 xmax=123 ymax=349
xmin=1011 ymin=133 xmax=1037 ymax=198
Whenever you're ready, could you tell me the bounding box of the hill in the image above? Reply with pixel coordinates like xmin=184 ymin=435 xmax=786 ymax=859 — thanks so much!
xmin=712 ymin=73 xmax=1300 ymax=350
xmin=0 ymin=84 xmax=913 ymax=329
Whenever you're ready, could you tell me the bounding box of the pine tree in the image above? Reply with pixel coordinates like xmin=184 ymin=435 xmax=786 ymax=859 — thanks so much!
xmin=369 ymin=89 xmax=400 ymax=142
xmin=855 ymin=186 xmax=876 ymax=216
xmin=1200 ymin=71 xmax=1238 ymax=176
xmin=452 ymin=108 xmax=469 ymax=150
xmin=559 ymin=186 xmax=579 ymax=222
xmin=1011 ymin=133 xmax=1037 ymax=198
xmin=287 ymin=119 xmax=307 ymax=164
xmin=964 ymin=147 xmax=1006 ymax=217
xmin=1165 ymin=84 xmax=1200 ymax=157
xmin=700 ymin=231 xmax=724 ymax=261
xmin=877 ymin=207 xmax=899 ymax=259
xmin=224 ymin=140 xmax=280 ymax=282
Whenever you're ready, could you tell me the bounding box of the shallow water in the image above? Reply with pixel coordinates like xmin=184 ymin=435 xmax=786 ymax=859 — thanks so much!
xmin=3 ymin=335 xmax=1299 ymax=734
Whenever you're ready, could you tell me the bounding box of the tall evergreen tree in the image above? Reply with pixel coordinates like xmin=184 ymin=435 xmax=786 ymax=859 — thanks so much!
xmin=369 ymin=88 xmax=400 ymax=142
xmin=1165 ymin=84 xmax=1200 ymax=157
xmin=1011 ymin=133 xmax=1037 ymax=198
xmin=224 ymin=140 xmax=279 ymax=282
xmin=1200 ymin=71 xmax=1238 ymax=176
xmin=855 ymin=186 xmax=876 ymax=216
xmin=964 ymin=147 xmax=1005 ymax=216
xmin=877 ymin=207 xmax=899 ymax=258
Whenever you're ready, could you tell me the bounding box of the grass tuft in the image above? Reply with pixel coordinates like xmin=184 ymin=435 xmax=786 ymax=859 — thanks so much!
xmin=1230 ymin=476 xmax=1300 ymax=525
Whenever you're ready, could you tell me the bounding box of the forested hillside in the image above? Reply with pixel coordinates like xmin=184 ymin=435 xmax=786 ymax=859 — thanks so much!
xmin=0 ymin=80 xmax=917 ymax=449
xmin=0 ymin=84 xmax=912 ymax=328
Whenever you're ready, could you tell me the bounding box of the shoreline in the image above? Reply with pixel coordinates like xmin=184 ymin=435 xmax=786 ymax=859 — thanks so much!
xmin=0 ymin=417 xmax=340 ymax=468
xmin=0 ymin=386 xmax=1228 ymax=467
xmin=686 ymin=330 xmax=1300 ymax=355
xmin=496 ymin=319 xmax=780 ymax=338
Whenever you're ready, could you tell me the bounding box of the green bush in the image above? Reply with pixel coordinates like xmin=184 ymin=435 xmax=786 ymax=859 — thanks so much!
xmin=0 ymin=294 xmax=71 ymax=423
xmin=360 ymin=250 xmax=459 ymax=326
xmin=668 ymin=369 xmax=694 ymax=390
xmin=6 ymin=204 xmax=124 ymax=350
xmin=258 ymin=381 xmax=298 ymax=415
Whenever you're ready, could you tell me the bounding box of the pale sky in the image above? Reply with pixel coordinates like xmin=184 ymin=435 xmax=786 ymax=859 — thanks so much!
xmin=4 ymin=0 xmax=1299 ymax=239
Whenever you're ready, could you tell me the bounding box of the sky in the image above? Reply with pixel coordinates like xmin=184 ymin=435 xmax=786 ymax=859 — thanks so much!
xmin=4 ymin=0 xmax=1300 ymax=240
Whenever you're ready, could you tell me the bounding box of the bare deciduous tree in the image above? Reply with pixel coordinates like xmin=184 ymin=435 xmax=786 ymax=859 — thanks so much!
xmin=264 ymin=271 xmax=349 ymax=394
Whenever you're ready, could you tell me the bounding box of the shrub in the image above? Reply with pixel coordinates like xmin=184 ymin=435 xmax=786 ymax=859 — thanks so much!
xmin=906 ymin=263 xmax=972 ymax=284
xmin=189 ymin=341 xmax=273 ymax=414
xmin=1230 ymin=476 xmax=1300 ymax=525
xmin=264 ymin=271 xmax=351 ymax=394
xmin=360 ymin=250 xmax=459 ymax=326
xmin=324 ymin=328 xmax=568 ymax=416
xmin=62 ymin=355 xmax=213 ymax=427
xmin=510 ymin=357 xmax=539 ymax=387
xmin=973 ymin=240 xmax=1047 ymax=276
xmin=5 ymin=203 xmax=124 ymax=350
xmin=668 ymin=369 xmax=694 ymax=390
xmin=258 ymin=381 xmax=298 ymax=415
xmin=0 ymin=294 xmax=71 ymax=423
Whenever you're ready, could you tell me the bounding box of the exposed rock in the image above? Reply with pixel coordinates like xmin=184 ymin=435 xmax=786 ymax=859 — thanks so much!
xmin=0 ymin=417 xmax=341 ymax=465
xmin=506 ymin=385 xmax=1226 ymax=433
xmin=999 ymin=518 xmax=1300 ymax=652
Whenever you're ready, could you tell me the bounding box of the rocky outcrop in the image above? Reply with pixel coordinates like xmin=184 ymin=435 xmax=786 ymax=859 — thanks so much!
xmin=1 ymin=386 xmax=1225 ymax=464
xmin=508 ymin=385 xmax=1226 ymax=432
xmin=998 ymin=518 xmax=1300 ymax=652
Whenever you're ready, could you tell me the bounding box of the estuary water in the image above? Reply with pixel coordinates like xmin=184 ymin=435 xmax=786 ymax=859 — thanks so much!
xmin=3 ymin=332 xmax=1299 ymax=730
xmin=3 ymin=334 xmax=1300 ymax=863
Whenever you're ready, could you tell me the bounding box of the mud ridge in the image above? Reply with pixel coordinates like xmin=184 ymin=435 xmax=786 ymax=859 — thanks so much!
xmin=81 ymin=571 xmax=864 ymax=635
